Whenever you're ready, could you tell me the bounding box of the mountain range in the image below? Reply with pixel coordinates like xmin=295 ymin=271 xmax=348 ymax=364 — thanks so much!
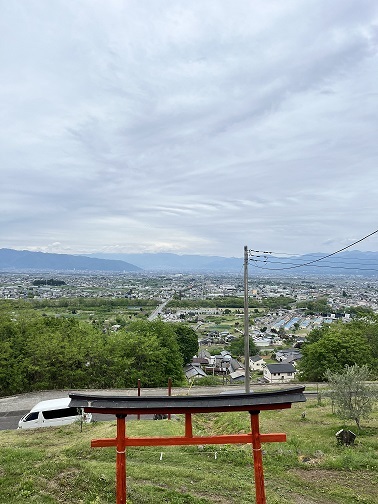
xmin=0 ymin=248 xmax=377 ymax=276
xmin=90 ymin=250 xmax=378 ymax=276
xmin=0 ymin=248 xmax=141 ymax=272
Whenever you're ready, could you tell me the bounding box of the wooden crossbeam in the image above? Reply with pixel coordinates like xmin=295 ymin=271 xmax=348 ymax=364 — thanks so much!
xmin=92 ymin=431 xmax=286 ymax=448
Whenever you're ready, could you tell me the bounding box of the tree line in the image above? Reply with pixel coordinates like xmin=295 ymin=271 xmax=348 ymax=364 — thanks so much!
xmin=0 ymin=315 xmax=198 ymax=396
xmin=0 ymin=298 xmax=158 ymax=310
xmin=167 ymin=296 xmax=295 ymax=310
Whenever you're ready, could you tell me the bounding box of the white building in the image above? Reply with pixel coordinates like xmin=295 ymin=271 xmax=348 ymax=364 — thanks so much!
xmin=249 ymin=355 xmax=265 ymax=371
xmin=263 ymin=363 xmax=297 ymax=383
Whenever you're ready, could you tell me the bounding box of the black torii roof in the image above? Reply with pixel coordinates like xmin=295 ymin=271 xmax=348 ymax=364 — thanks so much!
xmin=69 ymin=386 xmax=306 ymax=415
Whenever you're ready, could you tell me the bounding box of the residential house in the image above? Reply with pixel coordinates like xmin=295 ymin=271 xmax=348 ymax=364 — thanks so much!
xmin=284 ymin=353 xmax=303 ymax=367
xmin=229 ymin=369 xmax=246 ymax=382
xmin=249 ymin=355 xmax=265 ymax=371
xmin=263 ymin=363 xmax=297 ymax=383
xmin=198 ymin=349 xmax=211 ymax=360
xmin=191 ymin=357 xmax=209 ymax=367
xmin=229 ymin=358 xmax=245 ymax=383
xmin=184 ymin=363 xmax=208 ymax=381
xmin=213 ymin=352 xmax=232 ymax=370
xmin=275 ymin=349 xmax=302 ymax=365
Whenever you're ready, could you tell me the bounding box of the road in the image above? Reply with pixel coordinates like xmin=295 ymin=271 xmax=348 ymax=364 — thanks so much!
xmin=0 ymin=390 xmax=161 ymax=430
xmin=0 ymin=409 xmax=30 ymax=430
xmin=148 ymin=298 xmax=170 ymax=320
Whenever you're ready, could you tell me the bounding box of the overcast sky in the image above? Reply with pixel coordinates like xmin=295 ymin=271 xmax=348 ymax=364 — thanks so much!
xmin=1 ymin=0 xmax=378 ymax=258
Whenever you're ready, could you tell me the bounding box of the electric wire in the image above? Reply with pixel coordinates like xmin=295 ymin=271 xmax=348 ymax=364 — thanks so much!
xmin=250 ymin=258 xmax=378 ymax=272
xmin=249 ymin=257 xmax=378 ymax=270
xmin=248 ymin=229 xmax=378 ymax=271
xmin=253 ymin=252 xmax=378 ymax=262
xmin=250 ymin=260 xmax=378 ymax=272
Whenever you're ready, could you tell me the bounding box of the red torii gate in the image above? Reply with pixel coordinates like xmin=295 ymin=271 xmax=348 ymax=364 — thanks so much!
xmin=69 ymin=386 xmax=305 ymax=504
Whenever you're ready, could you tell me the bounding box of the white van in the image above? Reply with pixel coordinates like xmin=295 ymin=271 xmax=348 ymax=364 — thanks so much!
xmin=18 ymin=397 xmax=92 ymax=429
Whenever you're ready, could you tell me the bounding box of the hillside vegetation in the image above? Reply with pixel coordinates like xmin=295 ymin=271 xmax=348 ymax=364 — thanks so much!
xmin=1 ymin=397 xmax=377 ymax=503
xmin=0 ymin=314 xmax=200 ymax=395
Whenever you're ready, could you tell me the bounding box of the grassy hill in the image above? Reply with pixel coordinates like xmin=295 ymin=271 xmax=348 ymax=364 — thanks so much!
xmin=1 ymin=397 xmax=377 ymax=503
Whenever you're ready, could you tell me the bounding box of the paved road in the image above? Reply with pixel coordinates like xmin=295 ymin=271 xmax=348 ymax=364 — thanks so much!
xmin=0 ymin=390 xmax=165 ymax=430
xmin=148 ymin=298 xmax=170 ymax=320
xmin=0 ymin=409 xmax=29 ymax=430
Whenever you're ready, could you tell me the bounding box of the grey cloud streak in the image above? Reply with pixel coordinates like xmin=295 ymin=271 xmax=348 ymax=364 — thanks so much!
xmin=1 ymin=0 xmax=378 ymax=256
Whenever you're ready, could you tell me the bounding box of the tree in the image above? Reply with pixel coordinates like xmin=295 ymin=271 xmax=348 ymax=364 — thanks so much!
xmin=277 ymin=326 xmax=286 ymax=338
xmin=304 ymin=325 xmax=329 ymax=345
xmin=124 ymin=319 xmax=185 ymax=385
xmin=298 ymin=322 xmax=373 ymax=381
xmin=297 ymin=297 xmax=330 ymax=315
xmin=325 ymin=365 xmax=375 ymax=431
xmin=171 ymin=323 xmax=199 ymax=365
xmin=0 ymin=314 xmax=187 ymax=395
xmin=228 ymin=336 xmax=258 ymax=358
xmin=106 ymin=330 xmax=166 ymax=388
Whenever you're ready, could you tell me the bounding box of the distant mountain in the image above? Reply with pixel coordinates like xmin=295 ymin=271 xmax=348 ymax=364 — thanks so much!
xmin=91 ymin=250 xmax=378 ymax=276
xmin=1 ymin=248 xmax=377 ymax=276
xmin=0 ymin=249 xmax=141 ymax=272
xmin=90 ymin=252 xmax=243 ymax=272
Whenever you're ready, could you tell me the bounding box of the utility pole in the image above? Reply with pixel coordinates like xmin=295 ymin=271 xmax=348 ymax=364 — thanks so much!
xmin=244 ymin=245 xmax=250 ymax=393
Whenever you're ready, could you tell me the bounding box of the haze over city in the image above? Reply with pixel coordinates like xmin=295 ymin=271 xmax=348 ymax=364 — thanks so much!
xmin=2 ymin=1 xmax=378 ymax=257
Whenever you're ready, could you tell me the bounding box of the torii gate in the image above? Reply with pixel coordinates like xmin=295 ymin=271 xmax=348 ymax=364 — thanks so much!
xmin=69 ymin=386 xmax=305 ymax=504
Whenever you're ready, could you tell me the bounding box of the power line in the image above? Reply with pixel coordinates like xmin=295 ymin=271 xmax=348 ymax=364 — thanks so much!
xmin=250 ymin=259 xmax=378 ymax=272
xmin=251 ymin=256 xmax=378 ymax=266
xmin=248 ymin=229 xmax=378 ymax=271
xmin=254 ymin=252 xmax=378 ymax=261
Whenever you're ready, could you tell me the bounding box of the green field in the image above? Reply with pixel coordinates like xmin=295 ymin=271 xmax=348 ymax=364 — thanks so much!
xmin=1 ymin=397 xmax=377 ymax=503
xmin=0 ymin=298 xmax=159 ymax=326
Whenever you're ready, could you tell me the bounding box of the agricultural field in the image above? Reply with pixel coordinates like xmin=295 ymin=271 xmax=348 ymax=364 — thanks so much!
xmin=0 ymin=297 xmax=159 ymax=329
xmin=1 ymin=396 xmax=377 ymax=503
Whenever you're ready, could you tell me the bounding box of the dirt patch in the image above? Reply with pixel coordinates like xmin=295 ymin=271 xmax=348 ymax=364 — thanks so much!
xmin=289 ymin=495 xmax=331 ymax=504
xmin=291 ymin=468 xmax=376 ymax=488
xmin=44 ymin=467 xmax=82 ymax=502
xmin=288 ymin=468 xmax=378 ymax=502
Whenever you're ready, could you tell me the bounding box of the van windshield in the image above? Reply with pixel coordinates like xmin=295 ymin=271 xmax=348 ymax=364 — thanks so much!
xmin=24 ymin=412 xmax=39 ymax=422
xmin=42 ymin=407 xmax=80 ymax=420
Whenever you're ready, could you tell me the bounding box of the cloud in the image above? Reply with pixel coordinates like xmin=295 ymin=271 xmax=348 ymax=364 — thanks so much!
xmin=1 ymin=0 xmax=378 ymax=256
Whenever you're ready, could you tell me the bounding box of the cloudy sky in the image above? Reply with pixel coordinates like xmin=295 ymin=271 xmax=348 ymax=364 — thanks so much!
xmin=1 ymin=0 xmax=378 ymax=258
